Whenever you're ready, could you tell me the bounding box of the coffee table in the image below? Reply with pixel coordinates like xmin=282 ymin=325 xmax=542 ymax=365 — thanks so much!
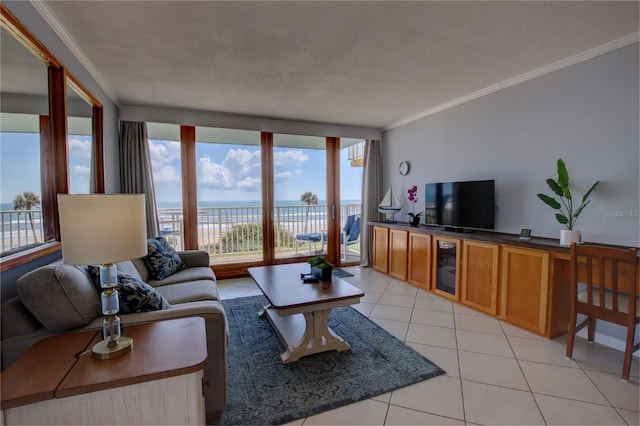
xmin=248 ymin=263 xmax=365 ymax=363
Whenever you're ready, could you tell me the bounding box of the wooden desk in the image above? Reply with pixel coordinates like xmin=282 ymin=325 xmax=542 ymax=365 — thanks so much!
xmin=1 ymin=317 xmax=208 ymax=425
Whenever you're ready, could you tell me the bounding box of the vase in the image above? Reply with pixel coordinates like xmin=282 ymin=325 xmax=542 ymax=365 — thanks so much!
xmin=311 ymin=266 xmax=333 ymax=281
xmin=560 ymin=229 xmax=580 ymax=246
xmin=409 ymin=216 xmax=420 ymax=227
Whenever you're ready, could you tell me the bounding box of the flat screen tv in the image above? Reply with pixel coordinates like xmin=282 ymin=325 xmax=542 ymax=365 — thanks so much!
xmin=425 ymin=179 xmax=495 ymax=231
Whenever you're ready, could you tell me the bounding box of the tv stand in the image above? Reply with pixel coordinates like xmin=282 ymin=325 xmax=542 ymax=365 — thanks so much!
xmin=443 ymin=226 xmax=474 ymax=233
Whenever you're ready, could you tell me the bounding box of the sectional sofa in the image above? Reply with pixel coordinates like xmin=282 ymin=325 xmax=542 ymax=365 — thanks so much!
xmin=1 ymin=249 xmax=228 ymax=422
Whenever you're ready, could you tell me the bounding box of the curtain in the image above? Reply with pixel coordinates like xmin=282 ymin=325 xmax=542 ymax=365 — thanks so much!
xmin=360 ymin=139 xmax=383 ymax=267
xmin=119 ymin=121 xmax=160 ymax=239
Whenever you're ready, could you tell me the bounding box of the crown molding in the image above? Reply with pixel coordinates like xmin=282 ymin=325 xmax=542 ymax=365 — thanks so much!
xmin=29 ymin=0 xmax=119 ymax=106
xmin=385 ymin=32 xmax=640 ymax=131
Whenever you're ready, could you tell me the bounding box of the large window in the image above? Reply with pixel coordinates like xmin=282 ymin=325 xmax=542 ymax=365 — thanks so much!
xmin=196 ymin=127 xmax=262 ymax=264
xmin=147 ymin=123 xmax=183 ymax=249
xmin=273 ymin=134 xmax=327 ymax=259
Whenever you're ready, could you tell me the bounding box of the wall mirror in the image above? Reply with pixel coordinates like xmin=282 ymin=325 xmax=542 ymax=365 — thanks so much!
xmin=0 ymin=4 xmax=103 ymax=269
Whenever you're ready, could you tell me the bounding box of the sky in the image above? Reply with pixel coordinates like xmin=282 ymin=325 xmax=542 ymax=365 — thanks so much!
xmin=1 ymin=132 xmax=91 ymax=205
xmin=0 ymin=130 xmax=363 ymax=207
xmin=149 ymin=139 xmax=363 ymax=205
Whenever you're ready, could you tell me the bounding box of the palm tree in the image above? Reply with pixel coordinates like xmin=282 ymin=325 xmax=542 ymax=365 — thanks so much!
xmin=13 ymin=191 xmax=41 ymax=242
xmin=300 ymin=191 xmax=318 ymax=234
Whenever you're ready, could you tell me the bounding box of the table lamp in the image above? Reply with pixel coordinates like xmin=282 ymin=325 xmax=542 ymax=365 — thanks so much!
xmin=57 ymin=194 xmax=147 ymax=359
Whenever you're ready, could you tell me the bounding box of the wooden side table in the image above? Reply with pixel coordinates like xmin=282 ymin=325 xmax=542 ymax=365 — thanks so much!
xmin=1 ymin=317 xmax=208 ymax=425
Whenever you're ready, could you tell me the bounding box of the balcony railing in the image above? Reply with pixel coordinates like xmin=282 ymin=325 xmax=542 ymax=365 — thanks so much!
xmin=1 ymin=209 xmax=45 ymax=255
xmin=0 ymin=204 xmax=361 ymax=262
xmin=159 ymin=203 xmax=361 ymax=262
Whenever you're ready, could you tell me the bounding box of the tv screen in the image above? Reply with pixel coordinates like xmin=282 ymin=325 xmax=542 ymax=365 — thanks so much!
xmin=425 ymin=179 xmax=495 ymax=231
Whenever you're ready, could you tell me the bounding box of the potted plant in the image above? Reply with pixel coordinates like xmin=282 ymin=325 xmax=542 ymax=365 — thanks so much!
xmin=407 ymin=185 xmax=421 ymax=227
xmin=537 ymin=158 xmax=599 ymax=246
xmin=308 ymin=254 xmax=334 ymax=281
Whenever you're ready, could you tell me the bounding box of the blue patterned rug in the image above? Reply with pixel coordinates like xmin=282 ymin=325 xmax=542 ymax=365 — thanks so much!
xmin=219 ymin=295 xmax=445 ymax=425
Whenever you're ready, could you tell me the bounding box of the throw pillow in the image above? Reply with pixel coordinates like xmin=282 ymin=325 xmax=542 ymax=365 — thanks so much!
xmin=87 ymin=266 xmax=171 ymax=313
xmin=143 ymin=236 xmax=187 ymax=280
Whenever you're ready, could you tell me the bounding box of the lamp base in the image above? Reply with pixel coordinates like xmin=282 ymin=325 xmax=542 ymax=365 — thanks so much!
xmin=92 ymin=336 xmax=133 ymax=360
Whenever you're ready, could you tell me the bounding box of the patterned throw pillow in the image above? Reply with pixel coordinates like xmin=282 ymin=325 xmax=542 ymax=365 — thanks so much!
xmin=87 ymin=266 xmax=171 ymax=313
xmin=143 ymin=236 xmax=187 ymax=280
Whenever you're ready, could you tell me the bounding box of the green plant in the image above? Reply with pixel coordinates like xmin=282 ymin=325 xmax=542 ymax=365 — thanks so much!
xmin=537 ymin=158 xmax=600 ymax=230
xmin=307 ymin=254 xmax=334 ymax=270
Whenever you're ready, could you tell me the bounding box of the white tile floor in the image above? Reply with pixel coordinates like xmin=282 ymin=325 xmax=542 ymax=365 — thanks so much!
xmin=217 ymin=266 xmax=640 ymax=426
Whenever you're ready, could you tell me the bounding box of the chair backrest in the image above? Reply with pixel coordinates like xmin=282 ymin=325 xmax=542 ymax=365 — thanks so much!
xmin=570 ymin=243 xmax=639 ymax=325
xmin=343 ymin=214 xmax=361 ymax=242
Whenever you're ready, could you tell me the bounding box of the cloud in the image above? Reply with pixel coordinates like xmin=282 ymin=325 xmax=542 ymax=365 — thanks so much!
xmin=273 ymin=150 xmax=308 ymax=168
xmin=197 ymin=148 xmax=262 ymax=192
xmin=149 ymin=140 xmax=181 ymax=166
xmin=153 ymin=164 xmax=181 ymax=183
xmin=72 ymin=165 xmax=90 ymax=175
xmin=69 ymin=137 xmax=92 ymax=160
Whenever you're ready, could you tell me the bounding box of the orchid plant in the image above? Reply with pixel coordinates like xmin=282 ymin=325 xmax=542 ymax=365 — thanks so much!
xmin=407 ymin=185 xmax=421 ymax=220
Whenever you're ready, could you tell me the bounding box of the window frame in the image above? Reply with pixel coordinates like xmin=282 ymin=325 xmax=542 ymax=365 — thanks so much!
xmin=0 ymin=5 xmax=104 ymax=271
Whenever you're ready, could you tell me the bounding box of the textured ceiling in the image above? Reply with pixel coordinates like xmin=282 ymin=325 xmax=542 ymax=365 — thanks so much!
xmin=27 ymin=1 xmax=640 ymax=129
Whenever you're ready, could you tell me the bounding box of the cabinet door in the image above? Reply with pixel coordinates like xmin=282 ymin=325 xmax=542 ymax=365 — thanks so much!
xmin=461 ymin=241 xmax=499 ymax=314
xmin=372 ymin=226 xmax=389 ymax=273
xmin=408 ymin=232 xmax=431 ymax=289
xmin=432 ymin=236 xmax=461 ymax=300
xmin=500 ymin=246 xmax=550 ymax=335
xmin=388 ymin=229 xmax=408 ymax=280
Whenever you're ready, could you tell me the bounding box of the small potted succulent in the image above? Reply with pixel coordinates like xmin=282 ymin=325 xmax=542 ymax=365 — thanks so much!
xmin=308 ymin=254 xmax=334 ymax=281
xmin=537 ymin=158 xmax=599 ymax=246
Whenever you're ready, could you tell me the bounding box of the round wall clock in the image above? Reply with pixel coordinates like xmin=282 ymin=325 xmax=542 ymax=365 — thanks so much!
xmin=399 ymin=161 xmax=410 ymax=176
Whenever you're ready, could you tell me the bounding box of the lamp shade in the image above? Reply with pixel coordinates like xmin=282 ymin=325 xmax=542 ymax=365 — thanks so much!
xmin=58 ymin=194 xmax=147 ymax=265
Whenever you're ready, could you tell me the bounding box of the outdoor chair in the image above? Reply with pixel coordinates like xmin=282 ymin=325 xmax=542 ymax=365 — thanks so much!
xmin=294 ymin=232 xmax=325 ymax=255
xmin=341 ymin=214 xmax=361 ymax=261
xmin=294 ymin=214 xmax=360 ymax=260
xmin=565 ymin=243 xmax=639 ymax=380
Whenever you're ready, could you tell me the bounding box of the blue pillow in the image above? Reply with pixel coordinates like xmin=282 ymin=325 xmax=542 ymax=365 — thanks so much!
xmin=87 ymin=266 xmax=170 ymax=313
xmin=144 ymin=237 xmax=187 ymax=280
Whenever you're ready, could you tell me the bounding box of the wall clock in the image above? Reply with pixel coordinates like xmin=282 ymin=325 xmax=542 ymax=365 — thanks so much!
xmin=399 ymin=161 xmax=410 ymax=176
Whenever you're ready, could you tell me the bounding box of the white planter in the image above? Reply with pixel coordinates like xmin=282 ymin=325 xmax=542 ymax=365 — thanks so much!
xmin=560 ymin=229 xmax=581 ymax=246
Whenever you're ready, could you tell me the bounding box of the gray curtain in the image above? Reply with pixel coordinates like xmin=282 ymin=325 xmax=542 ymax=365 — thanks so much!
xmin=360 ymin=139 xmax=383 ymax=267
xmin=119 ymin=121 xmax=160 ymax=239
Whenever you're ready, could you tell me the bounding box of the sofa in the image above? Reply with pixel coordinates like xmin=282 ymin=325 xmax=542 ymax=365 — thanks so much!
xmin=1 ymin=249 xmax=227 ymax=422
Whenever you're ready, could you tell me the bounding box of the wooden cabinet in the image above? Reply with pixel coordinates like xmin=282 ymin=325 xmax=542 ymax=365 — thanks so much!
xmin=461 ymin=240 xmax=499 ymax=315
xmin=499 ymin=246 xmax=550 ymax=335
xmin=408 ymin=232 xmax=431 ymax=290
xmin=369 ymin=223 xmax=583 ymax=338
xmin=372 ymin=226 xmax=389 ymax=273
xmin=432 ymin=236 xmax=461 ymax=300
xmin=388 ymin=229 xmax=408 ymax=280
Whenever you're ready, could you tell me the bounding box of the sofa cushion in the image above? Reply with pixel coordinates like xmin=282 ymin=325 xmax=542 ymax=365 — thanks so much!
xmin=87 ymin=266 xmax=171 ymax=313
xmin=155 ymin=280 xmax=220 ymax=304
xmin=17 ymin=264 xmax=101 ymax=331
xmin=146 ymin=266 xmax=215 ymax=287
xmin=114 ymin=260 xmax=144 ymax=281
xmin=143 ymin=237 xmax=187 ymax=280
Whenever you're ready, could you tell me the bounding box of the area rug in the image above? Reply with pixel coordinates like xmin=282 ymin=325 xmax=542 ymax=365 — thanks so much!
xmin=219 ymin=295 xmax=445 ymax=425
xmin=332 ymin=268 xmax=354 ymax=278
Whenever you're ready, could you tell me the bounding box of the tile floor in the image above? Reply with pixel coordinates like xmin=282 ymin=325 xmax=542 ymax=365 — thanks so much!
xmin=217 ymin=266 xmax=640 ymax=426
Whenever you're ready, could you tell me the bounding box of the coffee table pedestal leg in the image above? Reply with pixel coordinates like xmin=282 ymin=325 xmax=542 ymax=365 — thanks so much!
xmin=263 ymin=307 xmax=351 ymax=363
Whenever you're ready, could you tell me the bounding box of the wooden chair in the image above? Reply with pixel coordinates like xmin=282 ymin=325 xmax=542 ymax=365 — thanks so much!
xmin=565 ymin=243 xmax=639 ymax=380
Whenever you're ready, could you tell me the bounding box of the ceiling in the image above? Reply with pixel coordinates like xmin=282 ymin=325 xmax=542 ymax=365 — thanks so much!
xmin=23 ymin=1 xmax=640 ymax=129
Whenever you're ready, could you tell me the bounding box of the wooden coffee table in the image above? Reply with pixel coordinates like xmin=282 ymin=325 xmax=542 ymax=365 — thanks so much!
xmin=248 ymin=263 xmax=365 ymax=363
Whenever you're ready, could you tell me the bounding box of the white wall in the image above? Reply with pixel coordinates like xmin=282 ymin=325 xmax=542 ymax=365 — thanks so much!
xmin=383 ymin=43 xmax=639 ymax=247
xmin=382 ymin=43 xmax=639 ymax=351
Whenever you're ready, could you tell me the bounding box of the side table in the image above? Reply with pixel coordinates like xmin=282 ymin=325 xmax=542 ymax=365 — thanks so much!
xmin=1 ymin=317 xmax=208 ymax=425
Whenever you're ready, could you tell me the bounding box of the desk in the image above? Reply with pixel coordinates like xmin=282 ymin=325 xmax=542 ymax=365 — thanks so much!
xmin=1 ymin=317 xmax=207 ymax=425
